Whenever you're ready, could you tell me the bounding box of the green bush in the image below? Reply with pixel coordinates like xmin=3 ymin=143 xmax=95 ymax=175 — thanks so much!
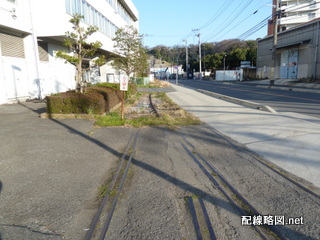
xmin=46 ymin=91 xmax=105 ymax=114
xmin=94 ymin=82 xmax=137 ymax=99
xmin=88 ymin=87 xmax=122 ymax=112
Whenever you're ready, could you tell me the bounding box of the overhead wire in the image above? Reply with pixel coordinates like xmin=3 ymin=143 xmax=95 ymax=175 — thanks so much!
xmin=212 ymin=15 xmax=271 ymax=53
xmin=198 ymin=0 xmax=236 ymax=30
xmin=213 ymin=1 xmax=272 ymax=41
xmin=203 ymin=0 xmax=254 ymax=42
xmin=212 ymin=1 xmax=320 ymax=50
xmin=144 ymin=0 xmax=320 ymax=48
xmin=203 ymin=0 xmax=319 ymax=44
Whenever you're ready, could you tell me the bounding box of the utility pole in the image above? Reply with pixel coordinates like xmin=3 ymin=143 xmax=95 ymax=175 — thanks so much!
xmin=192 ymin=29 xmax=202 ymax=80
xmin=182 ymin=39 xmax=189 ymax=79
xmin=224 ymin=55 xmax=227 ymax=81
xmin=273 ymin=0 xmax=280 ymax=79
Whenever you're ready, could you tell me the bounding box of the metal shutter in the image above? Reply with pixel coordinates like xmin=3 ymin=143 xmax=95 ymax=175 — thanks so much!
xmin=38 ymin=42 xmax=49 ymax=62
xmin=0 ymin=32 xmax=25 ymax=58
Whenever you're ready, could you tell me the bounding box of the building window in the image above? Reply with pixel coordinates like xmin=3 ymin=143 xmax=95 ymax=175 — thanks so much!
xmin=65 ymin=0 xmax=119 ymax=38
xmin=116 ymin=0 xmax=135 ymax=25
xmin=308 ymin=12 xmax=316 ymax=20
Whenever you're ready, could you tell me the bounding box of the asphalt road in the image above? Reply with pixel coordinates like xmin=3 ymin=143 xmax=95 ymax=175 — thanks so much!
xmin=176 ymin=80 xmax=320 ymax=118
xmin=1 ymin=97 xmax=320 ymax=239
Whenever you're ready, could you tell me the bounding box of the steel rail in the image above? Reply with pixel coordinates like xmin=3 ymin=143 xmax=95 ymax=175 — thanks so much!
xmin=187 ymin=197 xmax=203 ymax=240
xmin=206 ymin=126 xmax=320 ymax=201
xmin=99 ymin=130 xmax=140 ymax=240
xmin=198 ymin=198 xmax=216 ymax=240
xmin=85 ymin=130 xmax=139 ymax=240
xmin=180 ymin=139 xmax=284 ymax=240
xmin=149 ymin=94 xmax=161 ymax=117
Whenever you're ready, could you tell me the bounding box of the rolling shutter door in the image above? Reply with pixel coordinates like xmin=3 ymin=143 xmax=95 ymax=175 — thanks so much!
xmin=38 ymin=42 xmax=49 ymax=62
xmin=0 ymin=32 xmax=25 ymax=58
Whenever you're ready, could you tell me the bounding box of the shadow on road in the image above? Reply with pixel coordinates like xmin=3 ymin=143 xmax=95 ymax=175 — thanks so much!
xmin=16 ymin=102 xmax=311 ymax=240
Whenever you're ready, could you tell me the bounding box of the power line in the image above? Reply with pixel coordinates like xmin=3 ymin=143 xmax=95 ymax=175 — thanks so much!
xmin=214 ymin=10 xmax=264 ymax=41
xmin=213 ymin=1 xmax=272 ymax=41
xmin=212 ymin=1 xmax=320 ymax=46
xmin=199 ymin=0 xmax=236 ymax=30
xmin=203 ymin=0 xmax=254 ymax=42
xmin=213 ymin=15 xmax=271 ymax=51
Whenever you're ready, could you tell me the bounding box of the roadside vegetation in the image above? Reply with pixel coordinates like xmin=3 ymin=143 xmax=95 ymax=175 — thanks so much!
xmin=95 ymin=91 xmax=201 ymax=128
xmin=49 ymin=15 xmax=199 ymax=128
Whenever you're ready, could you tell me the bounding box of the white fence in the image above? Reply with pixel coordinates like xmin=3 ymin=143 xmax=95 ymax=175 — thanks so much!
xmin=216 ymin=70 xmax=243 ymax=81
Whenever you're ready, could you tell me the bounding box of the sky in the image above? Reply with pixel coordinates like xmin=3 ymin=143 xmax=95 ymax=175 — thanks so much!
xmin=132 ymin=0 xmax=273 ymax=48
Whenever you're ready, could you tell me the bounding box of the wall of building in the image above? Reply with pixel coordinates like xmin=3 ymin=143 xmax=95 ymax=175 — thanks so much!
xmin=256 ymin=37 xmax=274 ymax=79
xmin=257 ymin=20 xmax=320 ymax=80
xmin=0 ymin=0 xmax=139 ymax=104
xmin=279 ymin=0 xmax=320 ymax=30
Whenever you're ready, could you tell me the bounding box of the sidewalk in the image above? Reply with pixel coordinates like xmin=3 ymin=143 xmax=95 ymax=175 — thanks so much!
xmin=167 ymin=84 xmax=320 ymax=189
xmin=238 ymin=79 xmax=320 ymax=93
xmin=0 ymin=102 xmax=136 ymax=240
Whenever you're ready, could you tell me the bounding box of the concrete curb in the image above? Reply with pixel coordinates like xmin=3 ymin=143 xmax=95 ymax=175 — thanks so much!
xmin=255 ymin=85 xmax=320 ymax=93
xmin=196 ymin=89 xmax=278 ymax=114
xmin=40 ymin=112 xmax=106 ymax=119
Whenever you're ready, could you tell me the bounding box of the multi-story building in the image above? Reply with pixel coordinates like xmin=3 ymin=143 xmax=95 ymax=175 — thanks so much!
xmin=269 ymin=0 xmax=320 ymax=35
xmin=279 ymin=0 xmax=320 ymax=31
xmin=0 ymin=0 xmax=139 ymax=104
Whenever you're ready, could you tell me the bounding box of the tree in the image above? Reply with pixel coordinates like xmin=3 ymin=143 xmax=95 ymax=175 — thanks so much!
xmin=55 ymin=14 xmax=105 ymax=93
xmin=111 ymin=25 xmax=148 ymax=79
xmin=230 ymin=48 xmax=247 ymax=68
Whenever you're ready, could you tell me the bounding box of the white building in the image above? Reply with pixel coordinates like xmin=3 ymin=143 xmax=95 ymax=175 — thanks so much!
xmin=278 ymin=0 xmax=320 ymax=31
xmin=0 ymin=0 xmax=139 ymax=104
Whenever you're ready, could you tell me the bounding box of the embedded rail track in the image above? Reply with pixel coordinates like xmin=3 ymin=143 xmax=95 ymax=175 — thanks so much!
xmin=149 ymin=93 xmax=161 ymax=117
xmin=178 ymin=126 xmax=320 ymax=240
xmin=85 ymin=130 xmax=140 ymax=240
xmin=205 ymin=126 xmax=320 ymax=201
xmin=187 ymin=196 xmax=217 ymax=240
xmin=179 ymin=137 xmax=283 ymax=240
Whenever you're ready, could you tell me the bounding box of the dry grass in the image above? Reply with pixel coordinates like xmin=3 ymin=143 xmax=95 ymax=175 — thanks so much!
xmin=150 ymin=79 xmax=171 ymax=88
xmin=95 ymin=92 xmax=201 ymax=128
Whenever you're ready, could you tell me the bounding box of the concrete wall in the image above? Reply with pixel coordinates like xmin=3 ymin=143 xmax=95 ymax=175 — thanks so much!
xmin=257 ymin=20 xmax=320 ymax=80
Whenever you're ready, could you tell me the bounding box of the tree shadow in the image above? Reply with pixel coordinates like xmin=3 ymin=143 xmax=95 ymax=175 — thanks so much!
xmin=16 ymin=102 xmax=312 ymax=239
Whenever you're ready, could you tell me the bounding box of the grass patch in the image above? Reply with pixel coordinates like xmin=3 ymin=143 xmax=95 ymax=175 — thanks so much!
xmin=95 ymin=112 xmax=125 ymax=127
xmin=95 ymin=92 xmax=201 ymax=128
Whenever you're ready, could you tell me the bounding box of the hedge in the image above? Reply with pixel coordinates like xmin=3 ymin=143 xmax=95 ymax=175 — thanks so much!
xmin=46 ymin=84 xmax=136 ymax=115
xmin=94 ymin=82 xmax=137 ymax=99
xmin=88 ymin=87 xmax=122 ymax=112
xmin=46 ymin=91 xmax=105 ymax=114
